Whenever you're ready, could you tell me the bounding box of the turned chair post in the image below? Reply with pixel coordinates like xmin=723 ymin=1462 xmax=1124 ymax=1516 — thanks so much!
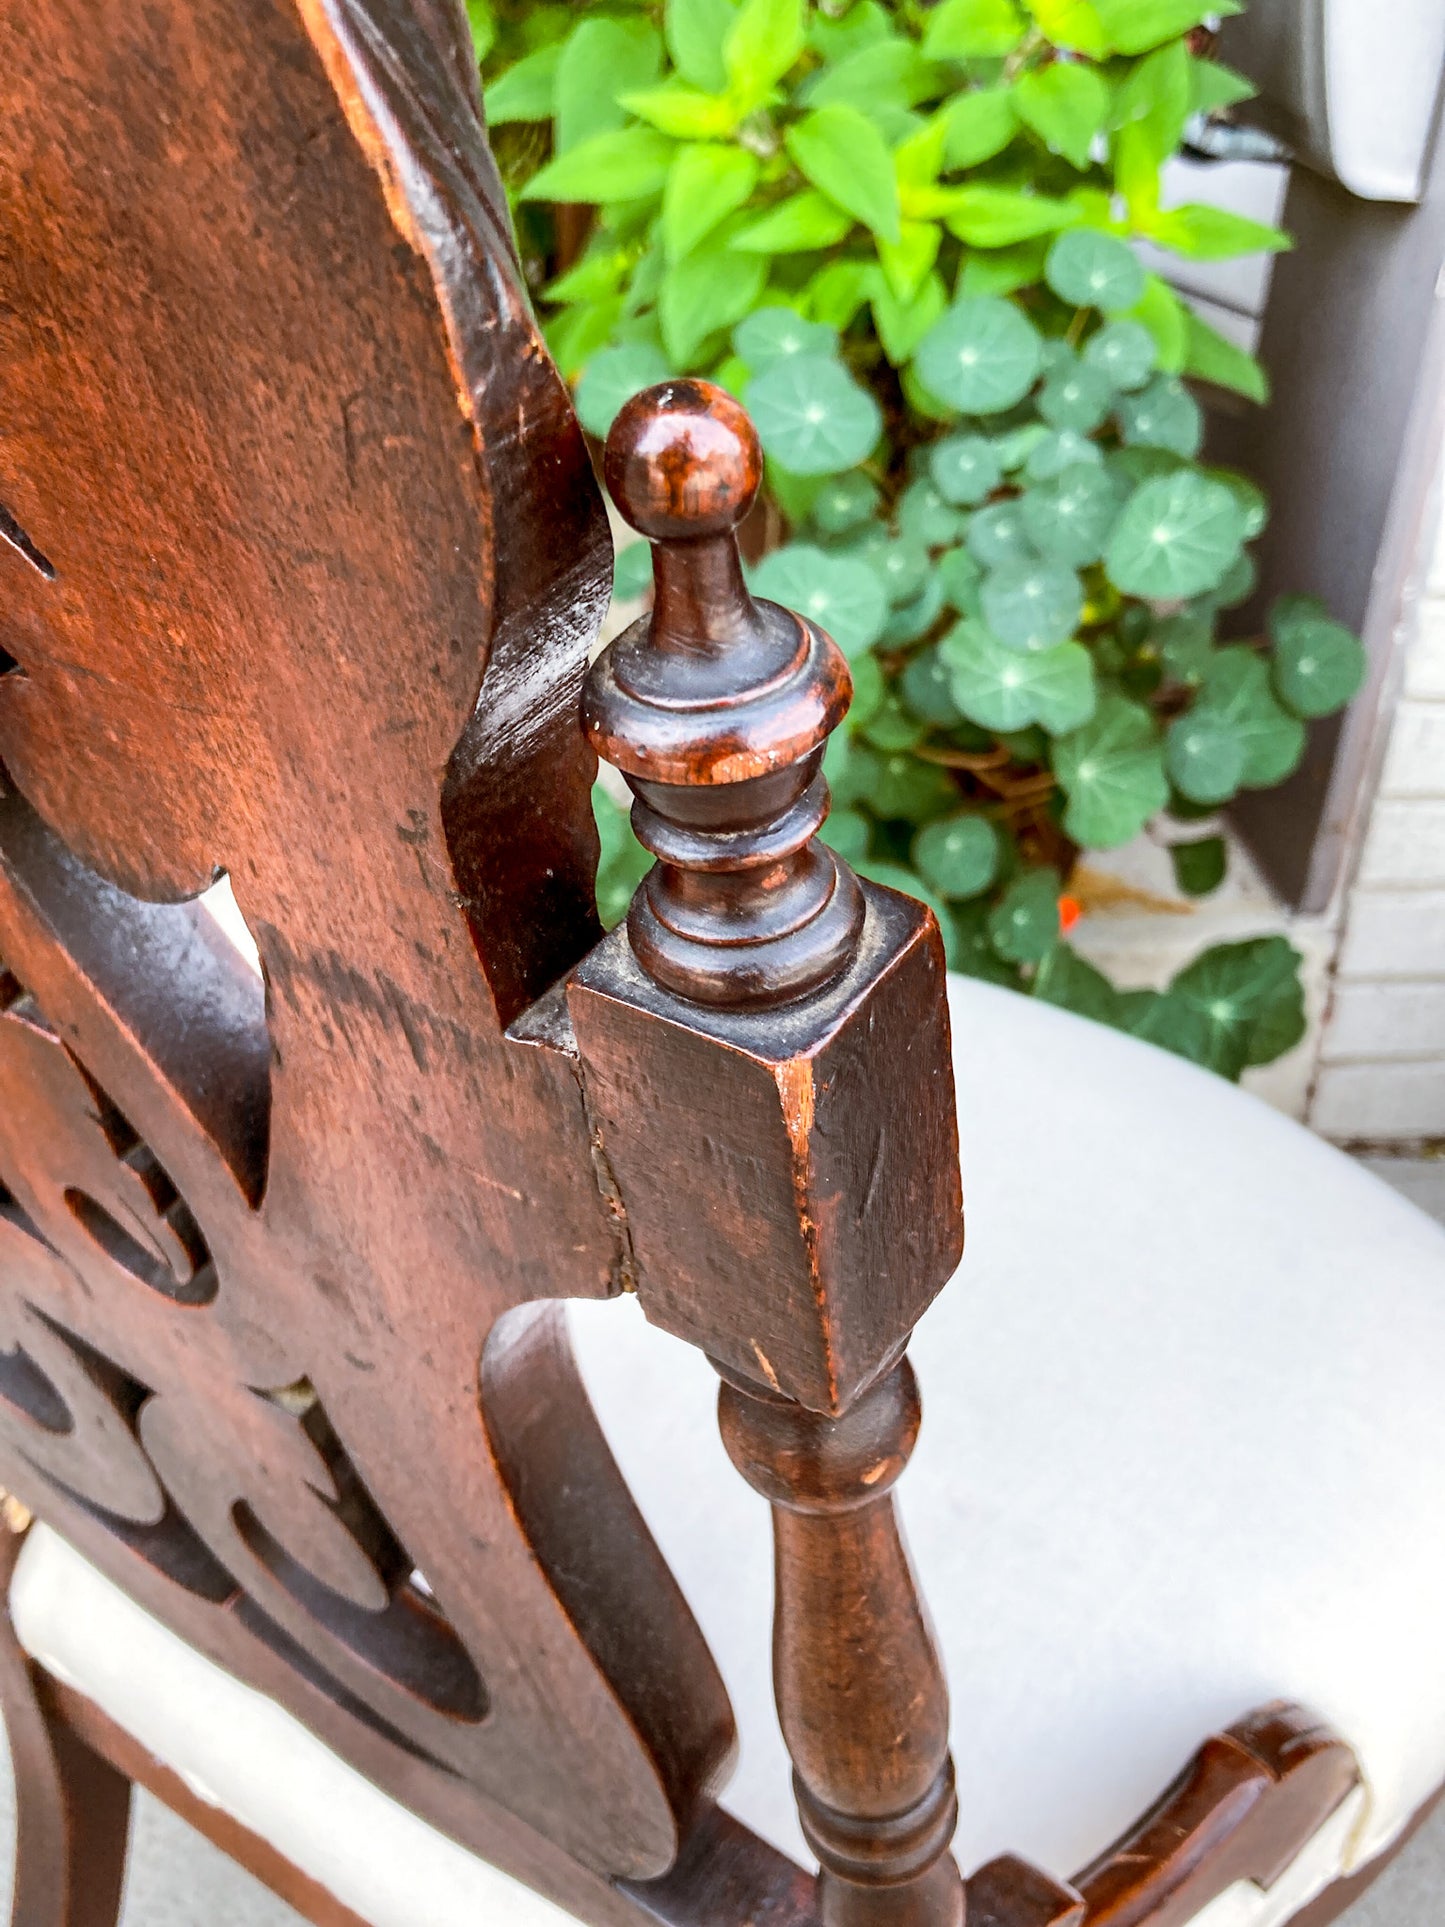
xmin=578 ymin=382 xmax=966 ymax=1926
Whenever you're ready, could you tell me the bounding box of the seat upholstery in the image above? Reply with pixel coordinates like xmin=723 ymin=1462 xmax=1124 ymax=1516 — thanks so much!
xmin=12 ymin=975 xmax=1445 ymax=1925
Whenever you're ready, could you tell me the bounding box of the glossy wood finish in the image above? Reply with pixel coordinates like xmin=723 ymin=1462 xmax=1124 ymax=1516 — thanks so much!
xmin=581 ymin=383 xmax=965 ymax=1925
xmin=0 ymin=7 xmax=1412 ymax=1926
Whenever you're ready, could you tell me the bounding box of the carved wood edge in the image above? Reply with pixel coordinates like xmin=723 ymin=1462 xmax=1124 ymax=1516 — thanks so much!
xmin=0 ymin=1512 xmax=132 ymax=1927
xmin=965 ymin=1702 xmax=1363 ymax=1927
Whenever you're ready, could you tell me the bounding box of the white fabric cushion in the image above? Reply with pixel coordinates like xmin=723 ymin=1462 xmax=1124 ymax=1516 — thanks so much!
xmin=11 ymin=974 xmax=1445 ymax=1926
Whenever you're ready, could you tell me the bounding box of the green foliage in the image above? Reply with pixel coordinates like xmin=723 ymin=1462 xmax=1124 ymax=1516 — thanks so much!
xmin=486 ymin=0 xmax=1367 ymax=1084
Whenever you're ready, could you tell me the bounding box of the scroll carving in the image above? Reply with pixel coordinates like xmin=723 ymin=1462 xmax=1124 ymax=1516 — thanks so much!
xmin=0 ymin=0 xmax=733 ymax=1904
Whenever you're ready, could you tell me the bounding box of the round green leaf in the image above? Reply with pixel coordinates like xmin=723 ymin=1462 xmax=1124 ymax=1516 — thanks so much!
xmin=1205 ymin=467 xmax=1268 ymax=541
xmin=868 ymin=749 xmax=956 ymax=822
xmin=811 ymin=471 xmax=881 ymax=535
xmin=915 ymin=298 xmax=1043 ymax=416
xmin=745 ymin=354 xmax=883 ymax=474
xmin=930 ymin=434 xmax=1003 ymax=507
xmin=883 ymin=575 xmax=946 ymax=647
xmin=941 ymin=619 xmax=1096 ymax=733
xmin=1038 ymin=360 xmax=1115 ymax=434
xmin=576 ymin=343 xmax=671 ymax=438
xmin=1165 ymin=708 xmax=1247 ymax=805
xmin=993 ymin=422 xmax=1052 ymax=473
xmin=1044 ymin=230 xmax=1146 ymax=314
xmin=913 ymin=813 xmax=1001 ymax=901
xmin=750 ymin=542 xmax=887 ymax=657
xmin=1021 ymin=464 xmax=1123 ymax=566
xmin=1083 ymin=320 xmax=1156 ymax=391
xmin=612 ymin=541 xmax=654 ymax=600
xmin=1170 ymin=835 xmax=1228 ymax=898
xmin=1195 ymin=647 xmax=1306 ymax=786
xmin=1116 ymin=376 xmax=1203 ymax=458
xmin=819 ymin=806 xmax=871 ymax=865
xmin=847 ymin=651 xmax=886 ymax=728
xmin=1024 ymin=428 xmax=1103 ymax=483
xmin=862 ymin=692 xmax=926 ymax=752
xmin=980 ymin=558 xmax=1083 ymax=653
xmin=967 ymin=500 xmax=1036 ymax=568
xmin=1052 ymin=693 xmax=1168 ymax=848
xmin=1153 ymin=610 xmax=1214 ymax=682
xmin=901 ymin=644 xmax=964 ymax=725
xmin=988 ymin=869 xmax=1062 ymax=964
xmin=848 ymin=533 xmax=931 ymax=605
xmin=734 ymin=306 xmax=839 ymax=367
xmin=1269 ymin=597 xmax=1366 ymax=718
xmin=1105 ymin=472 xmax=1246 ymax=601
xmin=899 ymin=478 xmax=967 ymax=547
xmin=937 ymin=544 xmax=984 ymax=615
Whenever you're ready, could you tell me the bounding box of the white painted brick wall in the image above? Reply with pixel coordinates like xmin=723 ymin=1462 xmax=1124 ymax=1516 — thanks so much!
xmin=1311 ymin=475 xmax=1445 ymax=1142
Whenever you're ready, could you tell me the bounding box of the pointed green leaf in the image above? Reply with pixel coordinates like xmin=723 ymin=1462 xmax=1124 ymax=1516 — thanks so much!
xmin=1144 ymin=204 xmax=1292 ymax=261
xmin=1182 ymin=309 xmax=1269 ymax=403
xmin=1092 ymin=0 xmax=1240 ymax=57
xmin=1015 ymin=62 xmax=1111 ymax=169
xmin=924 ymin=0 xmax=1027 ymax=60
xmin=870 ymin=267 xmax=948 ymax=365
xmin=1126 ymin=273 xmax=1188 ymax=373
xmin=1053 ymin=693 xmax=1168 ymax=847
xmin=943 ymin=188 xmax=1081 ymax=249
xmin=621 ymin=80 xmax=741 ymax=139
xmin=733 ymin=191 xmax=854 ymax=253
xmin=1113 ymin=40 xmax=1190 ymax=167
xmin=958 ymin=238 xmax=1052 ymax=297
xmin=659 ymin=244 xmax=766 ymax=364
xmin=786 ymin=106 xmax=902 ymax=245
xmin=1025 ymin=0 xmax=1108 ymax=54
xmin=725 ymin=0 xmax=806 ymax=99
xmin=878 ymin=222 xmax=943 ymax=303
xmin=667 ymin=0 xmax=738 ymax=90
xmin=484 ymin=44 xmax=561 ymax=125
xmin=556 ymin=19 xmax=662 ymax=152
xmin=663 ymin=145 xmax=760 ymax=261
xmin=941 ymin=87 xmax=1020 ymax=169
xmin=521 ymin=127 xmax=675 ymax=204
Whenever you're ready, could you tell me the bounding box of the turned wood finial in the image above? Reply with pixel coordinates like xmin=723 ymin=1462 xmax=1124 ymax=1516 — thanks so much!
xmin=583 ymin=379 xmax=865 ymax=1009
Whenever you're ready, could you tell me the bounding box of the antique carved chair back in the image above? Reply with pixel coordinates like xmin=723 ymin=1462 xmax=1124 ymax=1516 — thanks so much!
xmin=6 ymin=6 xmax=1445 ymax=1927
xmin=0 ymin=1 xmax=964 ymax=1920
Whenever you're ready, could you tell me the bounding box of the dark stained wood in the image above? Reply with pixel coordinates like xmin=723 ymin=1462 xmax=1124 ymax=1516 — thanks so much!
xmin=0 ymin=9 xmax=1413 ymax=1927
xmin=1071 ymin=1703 xmax=1360 ymax=1927
xmin=0 ymin=0 xmax=741 ymax=1915
xmin=0 ymin=1522 xmax=131 ymax=1927
xmin=45 ymin=1672 xmax=372 ymax=1927
xmin=578 ymin=383 xmax=966 ymax=1926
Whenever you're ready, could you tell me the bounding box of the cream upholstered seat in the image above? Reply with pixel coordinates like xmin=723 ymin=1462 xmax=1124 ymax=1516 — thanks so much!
xmin=12 ymin=975 xmax=1445 ymax=1926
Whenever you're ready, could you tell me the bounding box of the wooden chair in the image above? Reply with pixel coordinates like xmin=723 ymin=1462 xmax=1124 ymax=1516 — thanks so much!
xmin=2 ymin=4 xmax=1445 ymax=1924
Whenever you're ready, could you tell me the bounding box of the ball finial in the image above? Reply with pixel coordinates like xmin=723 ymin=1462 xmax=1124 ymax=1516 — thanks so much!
xmin=604 ymin=379 xmax=762 ymax=543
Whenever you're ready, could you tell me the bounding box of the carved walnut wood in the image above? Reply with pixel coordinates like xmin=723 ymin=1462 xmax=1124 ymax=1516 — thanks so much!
xmin=0 ymin=1 xmax=750 ymax=1916
xmin=576 ymin=383 xmax=966 ymax=1927
xmin=0 ymin=6 xmax=1381 ymax=1926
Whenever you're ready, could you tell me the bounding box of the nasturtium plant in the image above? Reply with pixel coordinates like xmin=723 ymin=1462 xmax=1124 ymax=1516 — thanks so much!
xmin=480 ymin=0 xmax=1368 ymax=1082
